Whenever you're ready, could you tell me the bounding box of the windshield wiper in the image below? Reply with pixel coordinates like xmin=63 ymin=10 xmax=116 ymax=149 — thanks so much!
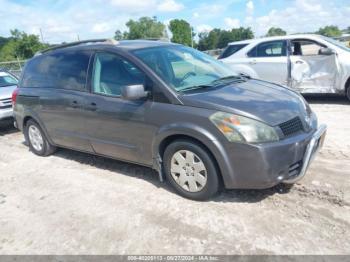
xmin=211 ymin=75 xmax=247 ymax=84
xmin=178 ymin=75 xmax=248 ymax=93
xmin=178 ymin=84 xmax=216 ymax=92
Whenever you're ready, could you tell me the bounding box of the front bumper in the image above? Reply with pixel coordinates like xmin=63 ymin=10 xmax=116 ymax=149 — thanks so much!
xmin=283 ymin=124 xmax=327 ymax=184
xmin=221 ymin=124 xmax=327 ymax=189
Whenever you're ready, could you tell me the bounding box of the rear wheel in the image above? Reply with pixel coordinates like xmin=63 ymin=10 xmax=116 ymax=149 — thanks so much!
xmin=346 ymin=86 xmax=350 ymax=101
xmin=163 ymin=139 xmax=220 ymax=201
xmin=25 ymin=119 xmax=56 ymax=156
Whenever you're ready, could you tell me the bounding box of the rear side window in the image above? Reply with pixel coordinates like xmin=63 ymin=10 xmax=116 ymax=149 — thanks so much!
xmin=21 ymin=50 xmax=91 ymax=91
xmin=247 ymin=40 xmax=287 ymax=57
xmin=219 ymin=44 xmax=247 ymax=59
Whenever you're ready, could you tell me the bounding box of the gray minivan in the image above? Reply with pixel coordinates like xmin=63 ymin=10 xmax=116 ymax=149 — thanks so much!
xmin=13 ymin=39 xmax=327 ymax=200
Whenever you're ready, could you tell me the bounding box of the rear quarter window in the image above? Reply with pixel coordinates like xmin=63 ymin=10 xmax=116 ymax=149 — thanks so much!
xmin=21 ymin=50 xmax=91 ymax=91
xmin=219 ymin=44 xmax=248 ymax=59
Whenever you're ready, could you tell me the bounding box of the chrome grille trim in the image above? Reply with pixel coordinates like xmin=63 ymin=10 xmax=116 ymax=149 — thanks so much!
xmin=0 ymin=98 xmax=12 ymax=109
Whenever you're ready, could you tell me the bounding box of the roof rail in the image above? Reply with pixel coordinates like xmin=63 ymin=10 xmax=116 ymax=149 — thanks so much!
xmin=38 ymin=38 xmax=118 ymax=54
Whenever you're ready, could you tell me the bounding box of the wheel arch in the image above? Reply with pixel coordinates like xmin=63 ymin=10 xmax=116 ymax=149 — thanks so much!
xmin=21 ymin=113 xmax=55 ymax=145
xmin=345 ymin=76 xmax=350 ymax=91
xmin=152 ymin=123 xmax=236 ymax=188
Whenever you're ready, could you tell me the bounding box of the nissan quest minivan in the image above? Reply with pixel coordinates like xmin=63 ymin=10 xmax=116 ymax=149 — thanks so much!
xmin=13 ymin=39 xmax=327 ymax=200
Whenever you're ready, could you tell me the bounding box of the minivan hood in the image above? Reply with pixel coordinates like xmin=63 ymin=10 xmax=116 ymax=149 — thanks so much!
xmin=0 ymin=85 xmax=17 ymax=100
xmin=179 ymin=79 xmax=307 ymax=126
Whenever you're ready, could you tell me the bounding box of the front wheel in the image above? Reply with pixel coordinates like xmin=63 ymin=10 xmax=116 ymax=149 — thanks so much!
xmin=25 ymin=119 xmax=56 ymax=156
xmin=163 ymin=139 xmax=220 ymax=201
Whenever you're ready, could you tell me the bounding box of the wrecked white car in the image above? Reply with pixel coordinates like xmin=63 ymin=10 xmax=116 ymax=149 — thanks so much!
xmin=219 ymin=34 xmax=350 ymax=100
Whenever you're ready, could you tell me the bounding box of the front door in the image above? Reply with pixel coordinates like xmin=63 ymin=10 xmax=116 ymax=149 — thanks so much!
xmin=84 ymin=52 xmax=156 ymax=165
xmin=289 ymin=39 xmax=338 ymax=93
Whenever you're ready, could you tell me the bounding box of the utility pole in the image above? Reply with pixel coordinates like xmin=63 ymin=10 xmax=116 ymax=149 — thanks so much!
xmin=77 ymin=34 xmax=80 ymax=41
xmin=190 ymin=27 xmax=193 ymax=48
xmin=39 ymin=28 xmax=44 ymax=43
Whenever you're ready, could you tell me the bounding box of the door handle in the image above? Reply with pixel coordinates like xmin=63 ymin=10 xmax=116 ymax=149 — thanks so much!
xmin=86 ymin=102 xmax=97 ymax=111
xmin=295 ymin=60 xmax=304 ymax=64
xmin=70 ymin=100 xmax=79 ymax=108
xmin=249 ymin=60 xmax=257 ymax=65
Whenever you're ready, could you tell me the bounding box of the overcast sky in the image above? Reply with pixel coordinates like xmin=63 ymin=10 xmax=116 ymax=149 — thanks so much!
xmin=0 ymin=0 xmax=349 ymax=43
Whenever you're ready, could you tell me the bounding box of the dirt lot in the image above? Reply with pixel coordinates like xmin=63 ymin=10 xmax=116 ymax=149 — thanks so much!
xmin=0 ymin=96 xmax=349 ymax=255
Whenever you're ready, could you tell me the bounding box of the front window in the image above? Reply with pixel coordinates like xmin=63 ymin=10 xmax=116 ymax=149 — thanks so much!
xmin=320 ymin=36 xmax=350 ymax=52
xmin=133 ymin=46 xmax=235 ymax=92
xmin=92 ymin=52 xmax=145 ymax=97
xmin=291 ymin=40 xmax=326 ymax=56
xmin=0 ymin=72 xmax=18 ymax=87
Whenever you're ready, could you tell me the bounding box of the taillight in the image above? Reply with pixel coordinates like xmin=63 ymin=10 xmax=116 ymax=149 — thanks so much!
xmin=12 ymin=88 xmax=19 ymax=106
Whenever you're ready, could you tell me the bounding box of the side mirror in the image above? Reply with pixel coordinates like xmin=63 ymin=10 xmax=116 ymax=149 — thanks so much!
xmin=319 ymin=47 xmax=335 ymax=56
xmin=121 ymin=84 xmax=148 ymax=100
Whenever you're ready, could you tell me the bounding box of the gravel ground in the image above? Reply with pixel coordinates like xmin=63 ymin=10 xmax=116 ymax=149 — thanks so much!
xmin=0 ymin=96 xmax=349 ymax=255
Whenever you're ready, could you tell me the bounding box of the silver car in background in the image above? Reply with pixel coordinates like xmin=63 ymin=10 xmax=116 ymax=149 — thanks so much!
xmin=219 ymin=34 xmax=350 ymax=101
xmin=0 ymin=70 xmax=18 ymax=123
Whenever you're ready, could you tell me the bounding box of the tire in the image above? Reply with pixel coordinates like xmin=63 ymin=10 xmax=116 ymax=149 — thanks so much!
xmin=25 ymin=119 xmax=56 ymax=156
xmin=163 ymin=139 xmax=220 ymax=201
xmin=346 ymin=86 xmax=350 ymax=101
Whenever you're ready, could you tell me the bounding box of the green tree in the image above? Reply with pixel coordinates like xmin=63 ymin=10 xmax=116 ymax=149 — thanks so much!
xmin=0 ymin=29 xmax=47 ymax=61
xmin=0 ymin=36 xmax=10 ymax=48
xmin=199 ymin=28 xmax=222 ymax=50
xmin=114 ymin=30 xmax=123 ymax=40
xmin=317 ymin=25 xmax=342 ymax=37
xmin=197 ymin=32 xmax=209 ymax=51
xmin=169 ymin=19 xmax=193 ymax=46
xmin=266 ymin=27 xmax=287 ymax=37
xmin=198 ymin=27 xmax=254 ymax=50
xmin=125 ymin=16 xmax=166 ymax=40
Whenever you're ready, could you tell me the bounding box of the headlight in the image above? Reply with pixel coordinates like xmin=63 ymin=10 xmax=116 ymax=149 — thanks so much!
xmin=210 ymin=112 xmax=279 ymax=143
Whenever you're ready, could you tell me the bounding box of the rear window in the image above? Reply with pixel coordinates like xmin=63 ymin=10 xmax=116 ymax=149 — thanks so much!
xmin=247 ymin=40 xmax=287 ymax=57
xmin=21 ymin=50 xmax=91 ymax=91
xmin=219 ymin=44 xmax=247 ymax=59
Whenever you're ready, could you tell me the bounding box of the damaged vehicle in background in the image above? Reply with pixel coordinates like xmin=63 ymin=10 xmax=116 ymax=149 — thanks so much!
xmin=0 ymin=70 xmax=18 ymax=125
xmin=219 ymin=34 xmax=350 ymax=101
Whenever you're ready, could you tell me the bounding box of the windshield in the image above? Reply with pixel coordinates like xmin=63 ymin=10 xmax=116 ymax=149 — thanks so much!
xmin=0 ymin=72 xmax=18 ymax=87
xmin=321 ymin=36 xmax=350 ymax=52
xmin=133 ymin=45 xmax=236 ymax=92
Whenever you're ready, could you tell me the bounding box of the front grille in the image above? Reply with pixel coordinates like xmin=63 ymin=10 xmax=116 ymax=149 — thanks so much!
xmin=279 ymin=116 xmax=303 ymax=136
xmin=0 ymin=98 xmax=12 ymax=109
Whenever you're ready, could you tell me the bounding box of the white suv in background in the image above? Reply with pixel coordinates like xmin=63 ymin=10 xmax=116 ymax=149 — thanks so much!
xmin=219 ymin=34 xmax=350 ymax=100
xmin=0 ymin=70 xmax=18 ymax=123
